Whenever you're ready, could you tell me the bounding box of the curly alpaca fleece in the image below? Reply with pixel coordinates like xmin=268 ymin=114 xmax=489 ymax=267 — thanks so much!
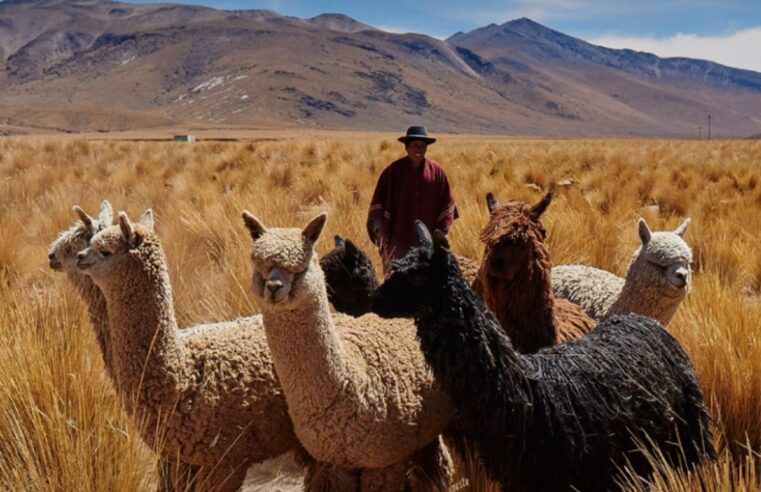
xmin=372 ymin=224 xmax=716 ymax=492
xmin=320 ymin=235 xmax=379 ymax=317
xmin=553 ymin=218 xmax=692 ymax=326
xmin=474 ymin=192 xmax=595 ymax=353
xmin=243 ymin=212 xmax=454 ymax=491
xmin=72 ymin=210 xmax=298 ymax=491
xmin=319 ymin=235 xmax=478 ymax=318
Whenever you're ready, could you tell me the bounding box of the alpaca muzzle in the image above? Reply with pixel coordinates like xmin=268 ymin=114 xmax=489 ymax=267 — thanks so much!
xmin=264 ymin=268 xmax=291 ymax=303
xmin=48 ymin=252 xmax=62 ymax=270
xmin=668 ymin=265 xmax=690 ymax=289
xmin=76 ymin=250 xmax=97 ymax=270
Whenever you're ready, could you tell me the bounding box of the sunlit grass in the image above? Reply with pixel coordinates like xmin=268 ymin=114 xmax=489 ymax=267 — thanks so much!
xmin=1 ymin=136 xmax=760 ymax=489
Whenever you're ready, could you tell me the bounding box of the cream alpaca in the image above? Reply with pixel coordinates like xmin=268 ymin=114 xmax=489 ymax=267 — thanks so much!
xmin=552 ymin=218 xmax=692 ymax=326
xmin=74 ymin=209 xmax=296 ymax=491
xmin=51 ymin=204 xmax=428 ymax=491
xmin=242 ymin=211 xmax=454 ymax=491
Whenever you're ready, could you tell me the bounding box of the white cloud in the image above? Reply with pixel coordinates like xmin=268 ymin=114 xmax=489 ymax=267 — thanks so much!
xmin=590 ymin=28 xmax=761 ymax=73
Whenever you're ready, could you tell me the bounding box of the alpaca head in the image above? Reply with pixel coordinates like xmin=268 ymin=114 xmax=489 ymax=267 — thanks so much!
xmin=478 ymin=192 xmax=552 ymax=282
xmin=75 ymin=210 xmax=155 ymax=277
xmin=372 ymin=221 xmax=452 ymax=318
xmin=48 ymin=200 xmax=113 ymax=272
xmin=319 ymin=235 xmax=379 ymax=316
xmin=242 ymin=211 xmax=328 ymax=308
xmin=630 ymin=218 xmax=692 ymax=292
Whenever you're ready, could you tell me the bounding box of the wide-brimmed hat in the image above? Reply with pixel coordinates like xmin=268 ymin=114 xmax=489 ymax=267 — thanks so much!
xmin=398 ymin=126 xmax=436 ymax=144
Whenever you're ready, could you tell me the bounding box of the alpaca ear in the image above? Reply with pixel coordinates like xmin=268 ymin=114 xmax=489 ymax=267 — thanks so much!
xmin=432 ymin=230 xmax=450 ymax=251
xmin=118 ymin=212 xmax=134 ymax=241
xmin=486 ymin=192 xmax=500 ymax=214
xmin=674 ymin=218 xmax=690 ymax=238
xmin=344 ymin=239 xmax=359 ymax=258
xmin=242 ymin=211 xmax=267 ymax=241
xmin=73 ymin=206 xmax=94 ymax=230
xmin=98 ymin=200 xmax=113 ymax=226
xmin=638 ymin=218 xmax=652 ymax=245
xmin=334 ymin=235 xmax=346 ymax=249
xmin=303 ymin=213 xmax=327 ymax=243
xmin=529 ymin=191 xmax=553 ymax=221
xmin=415 ymin=220 xmax=433 ymax=250
xmin=137 ymin=209 xmax=154 ymax=231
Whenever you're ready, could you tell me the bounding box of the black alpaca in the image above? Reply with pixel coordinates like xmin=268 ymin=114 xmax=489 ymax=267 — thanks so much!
xmin=320 ymin=235 xmax=379 ymax=317
xmin=372 ymin=222 xmax=716 ymax=492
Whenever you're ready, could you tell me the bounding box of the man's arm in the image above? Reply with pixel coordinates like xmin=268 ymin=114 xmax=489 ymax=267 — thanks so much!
xmin=436 ymin=171 xmax=458 ymax=233
xmin=367 ymin=167 xmax=390 ymax=244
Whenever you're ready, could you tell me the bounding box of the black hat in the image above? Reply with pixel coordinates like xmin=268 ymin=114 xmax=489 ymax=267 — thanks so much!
xmin=398 ymin=126 xmax=436 ymax=144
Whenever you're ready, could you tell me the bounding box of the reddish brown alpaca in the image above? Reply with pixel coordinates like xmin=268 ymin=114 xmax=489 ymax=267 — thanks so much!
xmin=473 ymin=191 xmax=596 ymax=353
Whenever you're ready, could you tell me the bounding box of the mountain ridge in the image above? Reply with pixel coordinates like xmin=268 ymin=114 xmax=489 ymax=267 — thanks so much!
xmin=1 ymin=0 xmax=759 ymax=137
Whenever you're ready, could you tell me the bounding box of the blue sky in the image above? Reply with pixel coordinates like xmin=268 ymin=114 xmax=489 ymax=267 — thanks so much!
xmin=124 ymin=0 xmax=761 ymax=71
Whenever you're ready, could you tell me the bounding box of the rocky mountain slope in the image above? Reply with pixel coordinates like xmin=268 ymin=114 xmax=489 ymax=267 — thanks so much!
xmin=1 ymin=0 xmax=759 ymax=137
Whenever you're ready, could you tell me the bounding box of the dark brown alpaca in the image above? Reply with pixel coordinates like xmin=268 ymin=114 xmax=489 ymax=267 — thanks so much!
xmin=474 ymin=191 xmax=596 ymax=353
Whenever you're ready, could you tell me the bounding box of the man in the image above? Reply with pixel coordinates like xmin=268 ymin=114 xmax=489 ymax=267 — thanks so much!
xmin=367 ymin=126 xmax=458 ymax=274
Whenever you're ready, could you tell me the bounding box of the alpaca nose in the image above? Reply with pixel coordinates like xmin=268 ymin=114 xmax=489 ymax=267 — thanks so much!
xmin=266 ymin=280 xmax=283 ymax=293
xmin=48 ymin=252 xmax=55 ymax=260
xmin=77 ymin=251 xmax=87 ymax=261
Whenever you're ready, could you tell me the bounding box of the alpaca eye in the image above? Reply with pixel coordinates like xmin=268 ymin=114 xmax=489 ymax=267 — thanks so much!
xmin=101 ymin=251 xmax=112 ymax=257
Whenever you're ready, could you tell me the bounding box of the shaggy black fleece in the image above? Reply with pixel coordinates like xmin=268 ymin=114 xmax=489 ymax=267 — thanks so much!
xmin=372 ymin=224 xmax=716 ymax=492
xmin=320 ymin=235 xmax=379 ymax=317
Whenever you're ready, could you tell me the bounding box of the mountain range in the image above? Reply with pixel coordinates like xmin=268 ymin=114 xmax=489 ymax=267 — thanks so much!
xmin=1 ymin=0 xmax=760 ymax=137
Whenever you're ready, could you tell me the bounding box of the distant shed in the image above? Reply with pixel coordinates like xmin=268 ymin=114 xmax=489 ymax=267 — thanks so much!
xmin=174 ymin=134 xmax=196 ymax=142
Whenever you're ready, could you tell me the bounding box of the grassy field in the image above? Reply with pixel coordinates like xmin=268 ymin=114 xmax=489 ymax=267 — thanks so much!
xmin=1 ymin=135 xmax=760 ymax=490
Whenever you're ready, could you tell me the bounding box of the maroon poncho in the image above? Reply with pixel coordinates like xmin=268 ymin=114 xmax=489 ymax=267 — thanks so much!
xmin=366 ymin=156 xmax=458 ymax=270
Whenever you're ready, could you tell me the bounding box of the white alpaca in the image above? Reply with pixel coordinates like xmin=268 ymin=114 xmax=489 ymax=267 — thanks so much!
xmin=552 ymin=218 xmax=692 ymax=326
xmin=242 ymin=211 xmax=455 ymax=491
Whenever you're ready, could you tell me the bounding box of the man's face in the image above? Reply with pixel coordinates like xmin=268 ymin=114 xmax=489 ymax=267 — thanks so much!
xmin=405 ymin=140 xmax=428 ymax=164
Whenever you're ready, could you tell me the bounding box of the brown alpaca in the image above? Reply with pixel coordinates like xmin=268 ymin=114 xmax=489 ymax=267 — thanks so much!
xmin=473 ymin=192 xmax=596 ymax=353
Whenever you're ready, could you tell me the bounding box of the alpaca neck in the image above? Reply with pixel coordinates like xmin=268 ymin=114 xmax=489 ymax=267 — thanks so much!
xmin=609 ymin=273 xmax=684 ymax=326
xmin=66 ymin=270 xmax=113 ymax=377
xmin=94 ymin=240 xmax=189 ymax=409
xmin=261 ymin=262 xmax=353 ymax=417
xmin=418 ymin=257 xmax=531 ymax=423
xmin=479 ymin=263 xmax=557 ymax=353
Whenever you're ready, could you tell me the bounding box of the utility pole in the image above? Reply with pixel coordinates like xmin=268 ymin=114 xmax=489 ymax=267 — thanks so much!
xmin=698 ymin=125 xmax=702 ymax=141
xmin=707 ymin=114 xmax=712 ymax=141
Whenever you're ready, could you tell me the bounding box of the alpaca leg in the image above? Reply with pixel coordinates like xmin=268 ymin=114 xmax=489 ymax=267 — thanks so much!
xmin=360 ymin=460 xmax=409 ymax=492
xmin=407 ymin=436 xmax=454 ymax=492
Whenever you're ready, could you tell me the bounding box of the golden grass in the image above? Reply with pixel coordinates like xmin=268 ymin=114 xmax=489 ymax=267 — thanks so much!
xmin=1 ymin=135 xmax=760 ymax=489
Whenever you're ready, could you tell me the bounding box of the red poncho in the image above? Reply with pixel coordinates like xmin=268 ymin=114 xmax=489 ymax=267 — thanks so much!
xmin=366 ymin=156 xmax=458 ymax=269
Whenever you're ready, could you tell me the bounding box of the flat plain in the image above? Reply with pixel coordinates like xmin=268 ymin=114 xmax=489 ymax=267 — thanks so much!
xmin=1 ymin=134 xmax=760 ymax=490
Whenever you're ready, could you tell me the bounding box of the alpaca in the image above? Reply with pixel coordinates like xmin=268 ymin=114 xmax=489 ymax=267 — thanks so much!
xmin=318 ymin=235 xmax=479 ymax=318
xmin=319 ymin=235 xmax=379 ymax=317
xmin=242 ymin=211 xmax=455 ymax=491
xmin=72 ymin=208 xmax=300 ymax=492
xmin=52 ymin=205 xmax=437 ymax=491
xmin=372 ymin=222 xmax=716 ymax=491
xmin=552 ymin=218 xmax=692 ymax=326
xmin=473 ymin=192 xmax=595 ymax=353
xmin=48 ymin=202 xmax=263 ymax=369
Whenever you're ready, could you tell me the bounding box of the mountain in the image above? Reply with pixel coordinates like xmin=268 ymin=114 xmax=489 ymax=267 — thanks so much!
xmin=448 ymin=18 xmax=761 ymax=137
xmin=1 ymin=1 xmax=760 ymax=137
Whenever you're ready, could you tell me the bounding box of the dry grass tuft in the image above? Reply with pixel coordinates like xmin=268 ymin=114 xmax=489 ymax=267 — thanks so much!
xmin=1 ymin=136 xmax=760 ymax=489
